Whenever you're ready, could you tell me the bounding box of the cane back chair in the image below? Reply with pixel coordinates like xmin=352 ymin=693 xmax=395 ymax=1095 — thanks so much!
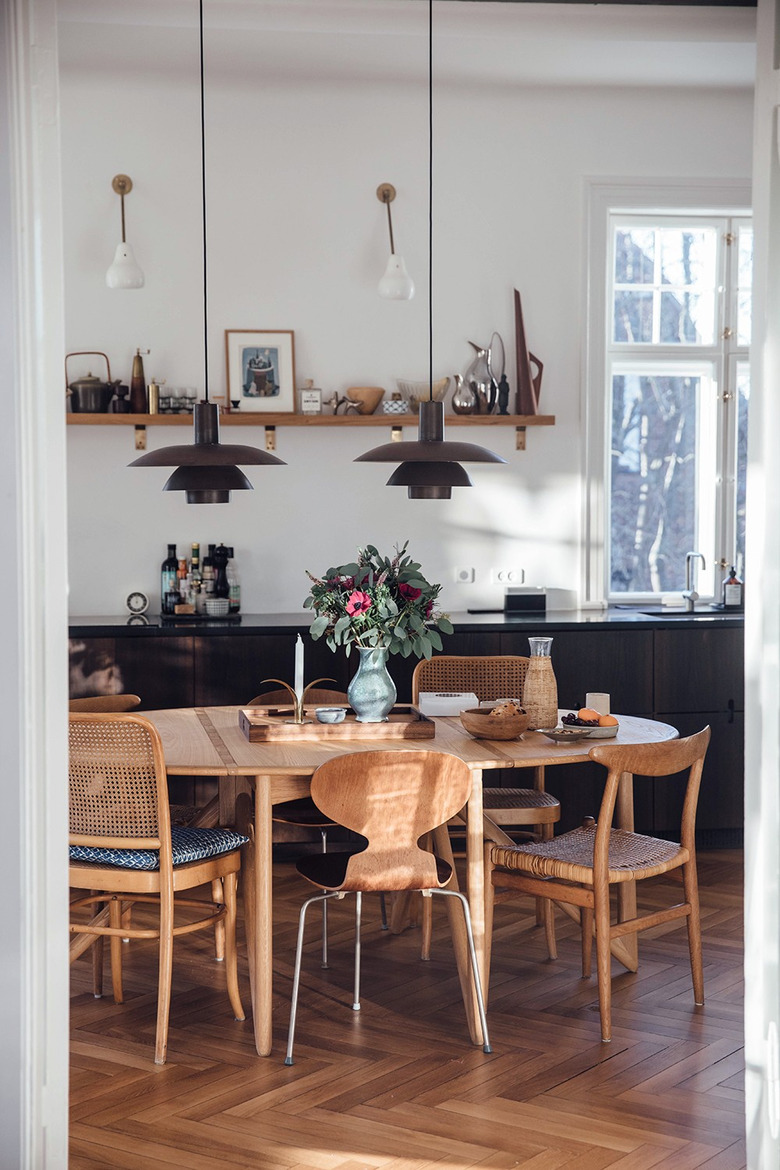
xmin=68 ymin=712 xmax=247 ymax=1063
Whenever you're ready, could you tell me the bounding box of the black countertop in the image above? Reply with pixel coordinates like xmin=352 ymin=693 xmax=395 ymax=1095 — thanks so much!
xmin=68 ymin=607 xmax=745 ymax=637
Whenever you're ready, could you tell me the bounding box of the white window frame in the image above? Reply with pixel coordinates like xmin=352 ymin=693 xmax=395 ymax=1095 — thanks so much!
xmin=582 ymin=180 xmax=752 ymax=608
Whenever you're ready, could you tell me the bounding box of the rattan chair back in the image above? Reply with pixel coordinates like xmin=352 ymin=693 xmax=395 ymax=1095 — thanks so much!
xmin=412 ymin=655 xmax=528 ymax=704
xmin=68 ymin=713 xmax=171 ymax=859
xmin=309 ymin=749 xmax=473 ymax=893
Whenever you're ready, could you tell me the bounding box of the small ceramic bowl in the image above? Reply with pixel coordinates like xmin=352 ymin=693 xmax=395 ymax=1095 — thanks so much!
xmin=205 ymin=598 xmax=230 ymax=617
xmin=315 ymin=707 xmax=347 ymax=724
xmin=537 ymin=726 xmax=592 ymax=743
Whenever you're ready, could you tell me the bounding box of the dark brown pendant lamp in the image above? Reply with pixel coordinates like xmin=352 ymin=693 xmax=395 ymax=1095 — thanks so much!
xmin=130 ymin=0 xmax=285 ymax=503
xmin=355 ymin=0 xmax=505 ymax=499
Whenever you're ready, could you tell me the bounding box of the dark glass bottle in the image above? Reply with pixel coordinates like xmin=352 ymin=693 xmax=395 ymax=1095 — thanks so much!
xmin=161 ymin=543 xmax=179 ymax=614
xmin=722 ymin=565 xmax=743 ymax=609
xmin=202 ymin=544 xmax=215 ymax=597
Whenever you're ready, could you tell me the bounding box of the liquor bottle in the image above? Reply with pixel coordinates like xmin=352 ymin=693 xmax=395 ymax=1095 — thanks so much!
xmin=161 ymin=543 xmax=179 ymax=614
xmin=177 ymin=557 xmax=189 ymax=604
xmin=722 ymin=565 xmax=743 ymax=609
xmin=227 ymin=552 xmax=241 ymax=613
xmin=213 ymin=543 xmax=230 ymax=599
xmin=202 ymin=544 xmax=215 ymax=597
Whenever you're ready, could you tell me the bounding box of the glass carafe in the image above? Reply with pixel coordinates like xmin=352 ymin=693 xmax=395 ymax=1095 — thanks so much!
xmin=522 ymin=636 xmax=558 ymax=730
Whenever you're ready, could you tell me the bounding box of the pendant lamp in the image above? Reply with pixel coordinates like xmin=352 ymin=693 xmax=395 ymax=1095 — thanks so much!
xmin=129 ymin=0 xmax=284 ymax=503
xmin=356 ymin=0 xmax=505 ymax=499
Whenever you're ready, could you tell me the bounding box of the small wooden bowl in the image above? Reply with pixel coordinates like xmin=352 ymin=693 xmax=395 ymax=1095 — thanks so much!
xmin=345 ymin=386 xmax=385 ymax=415
xmin=459 ymin=706 xmax=530 ymax=740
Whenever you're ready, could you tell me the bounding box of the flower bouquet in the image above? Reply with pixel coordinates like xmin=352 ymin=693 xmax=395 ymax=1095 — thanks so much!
xmin=304 ymin=542 xmax=452 ymax=660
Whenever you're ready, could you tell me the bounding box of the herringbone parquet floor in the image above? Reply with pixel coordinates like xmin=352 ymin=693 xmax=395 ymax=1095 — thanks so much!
xmin=69 ymin=850 xmax=745 ymax=1169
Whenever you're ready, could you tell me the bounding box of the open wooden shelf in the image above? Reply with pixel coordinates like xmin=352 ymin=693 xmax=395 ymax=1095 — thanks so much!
xmin=66 ymin=411 xmax=555 ymax=428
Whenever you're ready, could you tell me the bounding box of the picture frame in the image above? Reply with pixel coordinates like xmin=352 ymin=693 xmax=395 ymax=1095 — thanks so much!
xmin=225 ymin=330 xmax=296 ymax=413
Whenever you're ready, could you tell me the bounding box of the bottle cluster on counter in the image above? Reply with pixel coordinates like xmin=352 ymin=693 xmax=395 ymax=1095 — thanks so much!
xmin=161 ymin=542 xmax=240 ymax=616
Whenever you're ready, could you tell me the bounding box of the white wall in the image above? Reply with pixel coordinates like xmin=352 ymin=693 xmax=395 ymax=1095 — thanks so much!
xmin=58 ymin=5 xmax=754 ymax=616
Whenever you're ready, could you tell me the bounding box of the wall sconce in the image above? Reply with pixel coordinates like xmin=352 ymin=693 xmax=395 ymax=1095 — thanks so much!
xmin=106 ymin=174 xmax=145 ymax=289
xmin=376 ymin=182 xmax=414 ymax=300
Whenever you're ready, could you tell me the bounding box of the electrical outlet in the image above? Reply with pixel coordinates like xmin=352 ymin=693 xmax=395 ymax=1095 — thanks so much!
xmin=453 ymin=567 xmax=475 ymax=584
xmin=491 ymin=567 xmax=524 ymax=585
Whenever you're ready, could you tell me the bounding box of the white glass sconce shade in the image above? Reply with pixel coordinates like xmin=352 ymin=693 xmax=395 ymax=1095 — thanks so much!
xmin=106 ymin=242 xmax=145 ymax=289
xmin=378 ymin=253 xmax=414 ymax=300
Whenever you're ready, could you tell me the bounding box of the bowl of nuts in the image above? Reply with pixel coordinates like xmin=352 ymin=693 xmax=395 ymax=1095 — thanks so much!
xmin=459 ymin=700 xmax=530 ymax=740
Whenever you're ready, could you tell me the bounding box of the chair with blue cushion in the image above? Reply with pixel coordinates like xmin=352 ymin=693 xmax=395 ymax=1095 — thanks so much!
xmin=68 ymin=712 xmax=248 ymax=1064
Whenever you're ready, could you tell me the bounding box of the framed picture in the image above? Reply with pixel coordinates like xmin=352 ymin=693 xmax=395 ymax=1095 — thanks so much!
xmin=225 ymin=330 xmax=296 ymax=413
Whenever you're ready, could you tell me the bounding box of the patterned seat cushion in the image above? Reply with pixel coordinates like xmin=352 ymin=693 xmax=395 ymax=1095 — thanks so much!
xmin=69 ymin=826 xmax=249 ymax=872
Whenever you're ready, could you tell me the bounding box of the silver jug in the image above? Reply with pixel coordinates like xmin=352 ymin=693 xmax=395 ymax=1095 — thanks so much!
xmin=463 ymin=333 xmax=503 ymax=415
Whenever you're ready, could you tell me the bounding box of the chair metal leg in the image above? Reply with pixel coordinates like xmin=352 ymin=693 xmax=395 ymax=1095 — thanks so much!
xmin=353 ymin=891 xmax=362 ymax=1011
xmin=430 ymin=888 xmax=492 ymax=1054
xmin=285 ymin=890 xmax=344 ymax=1066
xmin=320 ymin=829 xmax=329 ymax=969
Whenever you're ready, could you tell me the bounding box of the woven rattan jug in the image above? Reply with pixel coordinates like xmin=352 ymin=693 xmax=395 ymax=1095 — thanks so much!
xmin=521 ymin=636 xmax=558 ymax=729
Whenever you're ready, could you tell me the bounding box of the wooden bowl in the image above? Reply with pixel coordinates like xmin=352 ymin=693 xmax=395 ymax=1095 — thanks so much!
xmin=345 ymin=386 xmax=385 ymax=415
xmin=459 ymin=706 xmax=530 ymax=740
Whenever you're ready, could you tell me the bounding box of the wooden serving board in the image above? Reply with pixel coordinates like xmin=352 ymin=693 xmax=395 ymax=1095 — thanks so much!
xmin=238 ymin=704 xmax=435 ymax=742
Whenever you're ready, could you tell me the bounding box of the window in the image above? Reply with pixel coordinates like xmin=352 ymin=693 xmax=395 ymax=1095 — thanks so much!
xmin=604 ymin=213 xmax=751 ymax=600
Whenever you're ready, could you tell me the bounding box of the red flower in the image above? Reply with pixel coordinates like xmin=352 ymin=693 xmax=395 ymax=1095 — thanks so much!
xmin=346 ymin=590 xmax=372 ymax=615
xmin=399 ymin=583 xmax=422 ymax=602
xmin=425 ymin=599 xmax=434 ymax=619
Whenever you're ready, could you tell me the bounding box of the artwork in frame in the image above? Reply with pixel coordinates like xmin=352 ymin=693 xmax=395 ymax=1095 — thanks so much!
xmin=225 ymin=330 xmax=296 ymax=413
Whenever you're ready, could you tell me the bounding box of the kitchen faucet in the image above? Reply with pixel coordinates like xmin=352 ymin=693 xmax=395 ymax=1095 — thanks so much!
xmin=683 ymin=551 xmax=706 ymax=611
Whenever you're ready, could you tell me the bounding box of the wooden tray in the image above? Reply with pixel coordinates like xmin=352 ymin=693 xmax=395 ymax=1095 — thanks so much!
xmin=238 ymin=704 xmax=435 ymax=741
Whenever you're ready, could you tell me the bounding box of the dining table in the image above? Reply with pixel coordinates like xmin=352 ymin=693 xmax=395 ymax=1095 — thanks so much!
xmin=143 ymin=705 xmax=678 ymax=1055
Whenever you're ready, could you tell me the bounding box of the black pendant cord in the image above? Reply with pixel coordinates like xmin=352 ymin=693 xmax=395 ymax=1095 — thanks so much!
xmin=199 ymin=0 xmax=209 ymax=403
xmin=428 ymin=0 xmax=433 ymax=401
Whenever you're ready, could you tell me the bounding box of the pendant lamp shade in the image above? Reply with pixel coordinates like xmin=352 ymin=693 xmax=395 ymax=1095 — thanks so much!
xmin=130 ymin=402 xmax=284 ymax=504
xmin=356 ymin=399 xmax=505 ymax=499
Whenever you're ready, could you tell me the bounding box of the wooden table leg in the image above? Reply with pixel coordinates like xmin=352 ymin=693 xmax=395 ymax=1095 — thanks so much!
xmin=236 ymin=775 xmax=274 ymax=1056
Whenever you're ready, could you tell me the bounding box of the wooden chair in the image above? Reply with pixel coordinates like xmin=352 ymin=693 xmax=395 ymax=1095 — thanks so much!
xmin=69 ymin=694 xmax=142 ymax=712
xmin=68 ymin=712 xmax=247 ymax=1064
xmin=247 ymin=688 xmax=387 ymax=965
xmin=412 ymin=655 xmax=561 ymax=957
xmin=485 ymin=727 xmax=711 ymax=1042
xmin=284 ymin=748 xmax=492 ymax=1065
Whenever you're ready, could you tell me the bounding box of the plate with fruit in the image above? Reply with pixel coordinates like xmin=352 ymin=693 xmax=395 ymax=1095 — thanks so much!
xmin=561 ymin=707 xmax=620 ymax=738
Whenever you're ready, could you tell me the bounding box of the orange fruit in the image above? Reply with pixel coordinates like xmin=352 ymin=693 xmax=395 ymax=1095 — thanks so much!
xmin=598 ymin=714 xmax=618 ymax=727
xmin=577 ymin=707 xmax=601 ymax=722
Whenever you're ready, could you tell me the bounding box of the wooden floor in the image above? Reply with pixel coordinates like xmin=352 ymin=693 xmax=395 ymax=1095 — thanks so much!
xmin=70 ymin=850 xmax=745 ymax=1169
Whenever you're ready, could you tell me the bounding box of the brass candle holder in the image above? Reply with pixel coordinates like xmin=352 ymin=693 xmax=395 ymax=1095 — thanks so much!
xmin=260 ymin=677 xmax=337 ymax=724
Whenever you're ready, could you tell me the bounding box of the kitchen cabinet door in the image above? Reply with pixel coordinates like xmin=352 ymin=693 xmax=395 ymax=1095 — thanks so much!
xmin=652 ymin=710 xmax=743 ymax=841
xmin=113 ymin=636 xmax=195 ymax=709
xmin=499 ymin=628 xmax=654 ymax=714
xmin=654 ymin=628 xmax=744 ymax=712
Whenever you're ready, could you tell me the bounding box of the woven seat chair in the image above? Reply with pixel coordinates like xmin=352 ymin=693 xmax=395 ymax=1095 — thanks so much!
xmin=412 ymin=655 xmax=561 ymax=958
xmin=68 ymin=712 xmax=247 ymax=1064
xmin=485 ymin=727 xmax=711 ymax=1042
xmin=69 ymin=694 xmax=142 ymax=712
xmin=248 ymin=688 xmax=388 ymax=967
xmin=284 ymin=749 xmax=491 ymax=1065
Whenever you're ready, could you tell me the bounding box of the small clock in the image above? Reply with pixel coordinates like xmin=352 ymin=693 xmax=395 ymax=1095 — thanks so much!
xmin=126 ymin=591 xmax=149 ymax=615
